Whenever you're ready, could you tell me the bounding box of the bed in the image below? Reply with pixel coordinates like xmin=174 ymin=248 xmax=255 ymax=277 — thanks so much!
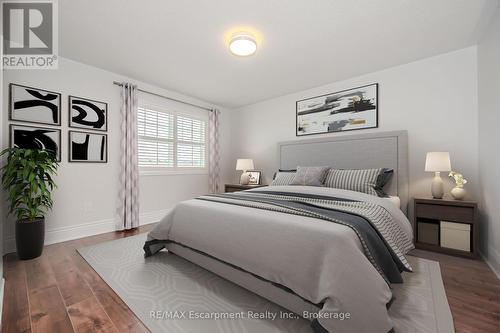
xmin=144 ymin=131 xmax=414 ymax=333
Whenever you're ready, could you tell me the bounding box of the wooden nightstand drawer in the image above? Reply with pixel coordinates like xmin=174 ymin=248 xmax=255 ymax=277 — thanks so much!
xmin=225 ymin=184 xmax=266 ymax=193
xmin=225 ymin=186 xmax=241 ymax=193
xmin=416 ymin=203 xmax=474 ymax=223
xmin=414 ymin=197 xmax=479 ymax=258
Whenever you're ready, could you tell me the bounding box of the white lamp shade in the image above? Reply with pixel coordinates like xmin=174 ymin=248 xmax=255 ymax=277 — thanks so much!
xmin=236 ymin=159 xmax=254 ymax=171
xmin=425 ymin=152 xmax=451 ymax=172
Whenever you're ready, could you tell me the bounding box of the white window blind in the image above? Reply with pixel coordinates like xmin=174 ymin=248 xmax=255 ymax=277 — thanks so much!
xmin=137 ymin=106 xmax=206 ymax=171
xmin=177 ymin=116 xmax=206 ymax=168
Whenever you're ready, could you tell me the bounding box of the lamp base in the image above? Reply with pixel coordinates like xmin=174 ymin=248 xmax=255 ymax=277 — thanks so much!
xmin=431 ymin=172 xmax=444 ymax=199
xmin=240 ymin=172 xmax=250 ymax=185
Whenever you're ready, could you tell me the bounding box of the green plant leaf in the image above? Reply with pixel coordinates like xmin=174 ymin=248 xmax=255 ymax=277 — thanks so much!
xmin=1 ymin=148 xmax=58 ymax=221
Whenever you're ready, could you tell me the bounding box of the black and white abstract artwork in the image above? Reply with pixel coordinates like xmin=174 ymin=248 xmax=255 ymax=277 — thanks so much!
xmin=296 ymin=83 xmax=378 ymax=136
xmin=69 ymin=131 xmax=107 ymax=163
xmin=69 ymin=96 xmax=108 ymax=131
xmin=9 ymin=83 xmax=61 ymax=126
xmin=10 ymin=124 xmax=61 ymax=161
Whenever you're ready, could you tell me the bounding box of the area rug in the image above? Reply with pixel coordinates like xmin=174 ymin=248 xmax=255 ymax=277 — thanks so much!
xmin=78 ymin=234 xmax=454 ymax=333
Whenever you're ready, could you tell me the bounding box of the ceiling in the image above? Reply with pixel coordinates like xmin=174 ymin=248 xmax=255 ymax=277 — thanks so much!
xmin=59 ymin=0 xmax=498 ymax=108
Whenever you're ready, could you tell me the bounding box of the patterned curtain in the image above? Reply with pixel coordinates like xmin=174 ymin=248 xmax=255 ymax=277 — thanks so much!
xmin=208 ymin=109 xmax=220 ymax=193
xmin=116 ymin=83 xmax=140 ymax=230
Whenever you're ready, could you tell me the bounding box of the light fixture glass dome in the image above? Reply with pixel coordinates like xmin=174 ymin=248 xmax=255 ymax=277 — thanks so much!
xmin=229 ymin=33 xmax=257 ymax=56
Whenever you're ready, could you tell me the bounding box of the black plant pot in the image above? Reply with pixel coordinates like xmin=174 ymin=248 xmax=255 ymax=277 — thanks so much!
xmin=16 ymin=218 xmax=45 ymax=260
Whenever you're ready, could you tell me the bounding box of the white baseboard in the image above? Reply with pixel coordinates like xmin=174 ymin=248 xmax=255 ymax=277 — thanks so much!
xmin=3 ymin=208 xmax=170 ymax=254
xmin=481 ymin=246 xmax=500 ymax=280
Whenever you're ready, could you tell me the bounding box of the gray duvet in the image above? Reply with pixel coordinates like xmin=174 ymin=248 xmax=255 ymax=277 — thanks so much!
xmin=146 ymin=186 xmax=414 ymax=333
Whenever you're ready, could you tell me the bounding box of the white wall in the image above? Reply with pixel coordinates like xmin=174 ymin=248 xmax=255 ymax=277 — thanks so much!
xmin=0 ymin=35 xmax=4 ymax=315
xmin=478 ymin=7 xmax=500 ymax=277
xmin=228 ymin=47 xmax=479 ymax=208
xmin=2 ymin=57 xmax=229 ymax=253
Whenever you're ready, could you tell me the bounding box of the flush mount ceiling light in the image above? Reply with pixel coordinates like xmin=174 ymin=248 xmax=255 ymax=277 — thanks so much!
xmin=229 ymin=32 xmax=257 ymax=56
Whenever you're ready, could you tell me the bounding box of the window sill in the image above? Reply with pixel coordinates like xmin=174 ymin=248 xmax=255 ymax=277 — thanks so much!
xmin=139 ymin=169 xmax=208 ymax=176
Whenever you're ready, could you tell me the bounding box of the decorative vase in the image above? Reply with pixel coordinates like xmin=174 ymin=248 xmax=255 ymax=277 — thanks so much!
xmin=16 ymin=217 xmax=45 ymax=260
xmin=240 ymin=172 xmax=250 ymax=185
xmin=451 ymin=186 xmax=466 ymax=200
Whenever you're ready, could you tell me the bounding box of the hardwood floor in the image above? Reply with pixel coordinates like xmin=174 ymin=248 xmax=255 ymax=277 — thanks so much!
xmin=2 ymin=226 xmax=499 ymax=333
xmin=2 ymin=225 xmax=154 ymax=333
xmin=410 ymin=249 xmax=500 ymax=333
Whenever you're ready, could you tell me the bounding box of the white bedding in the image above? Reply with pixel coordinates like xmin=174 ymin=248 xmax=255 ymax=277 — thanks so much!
xmin=147 ymin=186 xmax=414 ymax=333
xmin=385 ymin=196 xmax=401 ymax=209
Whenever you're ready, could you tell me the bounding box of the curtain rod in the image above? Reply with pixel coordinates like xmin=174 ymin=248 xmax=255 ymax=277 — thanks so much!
xmin=113 ymin=81 xmax=213 ymax=112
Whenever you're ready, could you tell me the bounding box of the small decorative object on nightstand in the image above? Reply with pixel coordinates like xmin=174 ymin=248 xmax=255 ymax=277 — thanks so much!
xmin=449 ymin=171 xmax=468 ymax=200
xmin=247 ymin=171 xmax=261 ymax=185
xmin=425 ymin=152 xmax=451 ymax=199
xmin=225 ymin=184 xmax=266 ymax=193
xmin=414 ymin=196 xmax=478 ymax=258
xmin=236 ymin=159 xmax=254 ymax=185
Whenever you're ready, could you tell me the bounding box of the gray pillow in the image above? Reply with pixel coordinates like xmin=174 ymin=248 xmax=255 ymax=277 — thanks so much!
xmin=272 ymin=169 xmax=296 ymax=180
xmin=270 ymin=171 xmax=297 ymax=186
xmin=290 ymin=166 xmax=330 ymax=186
xmin=324 ymin=168 xmax=393 ymax=197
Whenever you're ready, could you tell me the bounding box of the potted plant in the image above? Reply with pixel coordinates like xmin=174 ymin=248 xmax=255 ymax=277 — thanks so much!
xmin=1 ymin=148 xmax=58 ymax=260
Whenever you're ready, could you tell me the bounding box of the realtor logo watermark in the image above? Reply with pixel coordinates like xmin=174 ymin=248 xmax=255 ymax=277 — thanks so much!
xmin=1 ymin=0 xmax=58 ymax=69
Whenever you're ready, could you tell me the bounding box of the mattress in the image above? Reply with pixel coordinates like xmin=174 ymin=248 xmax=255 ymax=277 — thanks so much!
xmin=145 ymin=186 xmax=414 ymax=333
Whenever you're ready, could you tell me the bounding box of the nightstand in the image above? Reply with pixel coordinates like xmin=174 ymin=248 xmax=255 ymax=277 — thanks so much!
xmin=413 ymin=197 xmax=479 ymax=258
xmin=224 ymin=184 xmax=267 ymax=193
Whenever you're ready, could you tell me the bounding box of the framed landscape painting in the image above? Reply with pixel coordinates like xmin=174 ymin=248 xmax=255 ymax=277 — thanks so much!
xmin=9 ymin=83 xmax=61 ymax=126
xmin=296 ymin=83 xmax=378 ymax=136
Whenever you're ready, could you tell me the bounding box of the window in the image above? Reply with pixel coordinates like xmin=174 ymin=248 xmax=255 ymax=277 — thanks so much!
xmin=137 ymin=105 xmax=207 ymax=172
xmin=177 ymin=115 xmax=206 ymax=168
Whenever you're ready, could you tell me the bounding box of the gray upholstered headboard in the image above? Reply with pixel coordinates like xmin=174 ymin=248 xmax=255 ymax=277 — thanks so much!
xmin=278 ymin=130 xmax=409 ymax=214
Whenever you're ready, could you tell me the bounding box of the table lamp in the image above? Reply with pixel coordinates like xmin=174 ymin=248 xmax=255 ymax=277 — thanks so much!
xmin=236 ymin=159 xmax=254 ymax=185
xmin=425 ymin=152 xmax=451 ymax=199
